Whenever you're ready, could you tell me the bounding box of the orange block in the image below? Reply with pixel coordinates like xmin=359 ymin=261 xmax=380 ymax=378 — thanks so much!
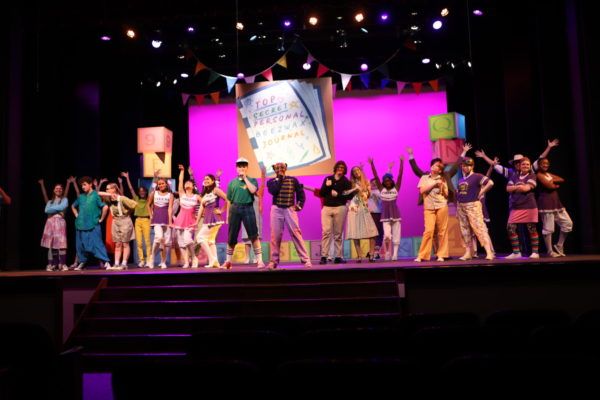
xmin=447 ymin=215 xmax=466 ymax=256
xmin=137 ymin=126 xmax=173 ymax=153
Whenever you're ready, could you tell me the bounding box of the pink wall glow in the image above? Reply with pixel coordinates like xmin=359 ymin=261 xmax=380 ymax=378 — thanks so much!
xmin=189 ymin=91 xmax=448 ymax=243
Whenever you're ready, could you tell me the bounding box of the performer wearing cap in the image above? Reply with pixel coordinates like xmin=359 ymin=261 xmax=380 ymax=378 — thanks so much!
xmin=266 ymin=162 xmax=312 ymax=269
xmin=456 ymin=157 xmax=495 ymax=260
xmin=222 ymin=157 xmax=265 ymax=269
xmin=474 ymin=139 xmax=559 ymax=178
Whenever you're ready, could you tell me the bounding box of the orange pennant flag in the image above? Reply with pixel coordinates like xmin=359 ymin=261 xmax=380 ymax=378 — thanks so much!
xmin=210 ymin=92 xmax=220 ymax=104
xmin=195 ymin=62 xmax=207 ymax=75
xmin=429 ymin=79 xmax=439 ymax=92
xmin=262 ymin=68 xmax=273 ymax=81
xmin=195 ymin=94 xmax=205 ymax=105
xmin=412 ymin=82 xmax=422 ymax=95
xmin=276 ymin=55 xmax=287 ymax=69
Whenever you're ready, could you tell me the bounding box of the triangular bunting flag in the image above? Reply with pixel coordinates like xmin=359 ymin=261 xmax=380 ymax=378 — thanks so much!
xmin=181 ymin=93 xmax=191 ymax=105
xmin=346 ymin=80 xmax=352 ymax=92
xmin=341 ymin=74 xmax=352 ymax=91
xmin=194 ymin=94 xmax=205 ymax=105
xmin=429 ymin=79 xmax=439 ymax=92
xmin=207 ymin=70 xmax=221 ymax=86
xmin=380 ymin=78 xmax=390 ymax=89
xmin=210 ymin=92 xmax=220 ymax=104
xmin=332 ymin=83 xmax=337 ymax=98
xmin=195 ymin=61 xmax=207 ymax=75
xmin=359 ymin=73 xmax=370 ymax=88
xmin=185 ymin=50 xmax=195 ymax=60
xmin=403 ymin=39 xmax=417 ymax=51
xmin=412 ymin=82 xmax=422 ymax=95
xmin=317 ymin=64 xmax=329 ymax=78
xmin=396 ymin=81 xmax=407 ymax=94
xmin=262 ymin=68 xmax=273 ymax=81
xmin=225 ymin=76 xmax=237 ymax=93
xmin=306 ymin=54 xmax=315 ymax=65
xmin=244 ymin=76 xmax=256 ymax=84
xmin=276 ymin=55 xmax=287 ymax=69
xmin=377 ymin=64 xmax=389 ymax=77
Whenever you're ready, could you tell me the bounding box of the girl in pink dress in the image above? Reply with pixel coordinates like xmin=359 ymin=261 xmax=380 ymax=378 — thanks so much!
xmin=172 ymin=165 xmax=202 ymax=268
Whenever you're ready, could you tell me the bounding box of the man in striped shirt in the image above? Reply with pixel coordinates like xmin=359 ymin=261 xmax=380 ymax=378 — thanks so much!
xmin=266 ymin=162 xmax=312 ymax=269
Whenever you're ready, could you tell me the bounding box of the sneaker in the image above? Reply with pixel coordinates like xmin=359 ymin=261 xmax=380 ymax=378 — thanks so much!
xmin=529 ymin=252 xmax=540 ymax=259
xmin=436 ymin=257 xmax=445 ymax=262
xmin=74 ymin=263 xmax=86 ymax=271
xmin=120 ymin=263 xmax=129 ymax=270
xmin=212 ymin=261 xmax=221 ymax=269
xmin=138 ymin=261 xmax=145 ymax=268
xmin=333 ymin=258 xmax=346 ymax=264
xmin=146 ymin=262 xmax=155 ymax=269
xmin=103 ymin=262 xmax=112 ymax=269
xmin=257 ymin=262 xmax=267 ymax=269
xmin=220 ymin=261 xmax=232 ymax=269
xmin=485 ymin=254 xmax=495 ymax=260
xmin=182 ymin=263 xmax=190 ymax=269
xmin=553 ymin=244 xmax=566 ymax=257
xmin=414 ymin=258 xmax=422 ymax=262
xmin=459 ymin=254 xmax=472 ymax=261
xmin=504 ymin=252 xmax=522 ymax=259
xmin=385 ymin=254 xmax=391 ymax=261
xmin=159 ymin=263 xmax=168 ymax=269
xmin=70 ymin=262 xmax=79 ymax=269
xmin=266 ymin=262 xmax=277 ymax=270
xmin=60 ymin=264 xmax=69 ymax=271
xmin=319 ymin=257 xmax=327 ymax=265
xmin=391 ymin=256 xmax=398 ymax=261
xmin=304 ymin=261 xmax=313 ymax=268
xmin=46 ymin=264 xmax=55 ymax=272
xmin=327 ymin=257 xmax=334 ymax=262
xmin=204 ymin=264 xmax=214 ymax=269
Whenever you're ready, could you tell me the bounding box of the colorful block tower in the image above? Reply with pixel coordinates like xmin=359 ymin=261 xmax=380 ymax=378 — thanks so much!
xmin=137 ymin=126 xmax=173 ymax=177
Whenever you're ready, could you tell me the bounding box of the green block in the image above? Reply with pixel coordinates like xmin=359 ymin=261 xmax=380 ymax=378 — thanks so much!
xmin=289 ymin=240 xmax=310 ymax=261
xmin=261 ymin=242 xmax=270 ymax=262
xmin=411 ymin=236 xmax=423 ymax=257
xmin=429 ymin=112 xmax=466 ymax=141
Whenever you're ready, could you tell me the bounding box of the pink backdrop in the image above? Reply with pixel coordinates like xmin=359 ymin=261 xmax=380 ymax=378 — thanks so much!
xmin=189 ymin=91 xmax=448 ymax=243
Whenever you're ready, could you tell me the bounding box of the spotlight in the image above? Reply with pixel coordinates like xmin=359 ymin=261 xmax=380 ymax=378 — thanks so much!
xmin=237 ymin=72 xmax=245 ymax=79
xmin=236 ymin=22 xmax=244 ymax=30
xmin=181 ymin=73 xmax=189 ymax=78
xmin=151 ymin=40 xmax=162 ymax=48
xmin=422 ymin=58 xmax=431 ymax=64
xmin=283 ymin=19 xmax=292 ymax=28
xmin=249 ymin=35 xmax=257 ymax=41
xmin=360 ymin=63 xmax=368 ymax=71
xmin=303 ymin=63 xmax=311 ymax=70
xmin=336 ymin=16 xmax=343 ymax=20
xmin=361 ymin=28 xmax=369 ymax=33
xmin=187 ymin=26 xmax=195 ymax=33
xmin=100 ymin=36 xmax=111 ymax=41
xmin=441 ymin=8 xmax=449 ymax=17
xmin=126 ymin=29 xmax=136 ymax=38
xmin=410 ymin=25 xmax=419 ymax=31
xmin=156 ymin=81 xmax=161 ymax=87
xmin=173 ymin=79 xmax=178 ymax=85
xmin=433 ymin=20 xmax=443 ymax=30
xmin=380 ymin=13 xmax=389 ymax=21
xmin=467 ymin=61 xmax=472 ymax=67
xmin=354 ymin=12 xmax=365 ymax=23
xmin=473 ymin=10 xmax=483 ymax=15
xmin=435 ymin=63 xmax=441 ymax=69
xmin=308 ymin=16 xmax=318 ymax=26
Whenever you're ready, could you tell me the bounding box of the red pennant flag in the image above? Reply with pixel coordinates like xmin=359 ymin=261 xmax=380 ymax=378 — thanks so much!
xmin=262 ymin=68 xmax=273 ymax=81
xmin=346 ymin=80 xmax=352 ymax=92
xmin=195 ymin=62 xmax=207 ymax=75
xmin=181 ymin=93 xmax=191 ymax=105
xmin=412 ymin=82 xmax=422 ymax=95
xmin=210 ymin=92 xmax=220 ymax=104
xmin=317 ymin=64 xmax=329 ymax=78
xmin=403 ymin=39 xmax=417 ymax=51
xmin=429 ymin=79 xmax=439 ymax=92
xmin=195 ymin=94 xmax=205 ymax=105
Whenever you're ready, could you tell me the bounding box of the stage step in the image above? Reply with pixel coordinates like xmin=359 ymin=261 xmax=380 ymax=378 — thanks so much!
xmin=69 ymin=268 xmax=405 ymax=371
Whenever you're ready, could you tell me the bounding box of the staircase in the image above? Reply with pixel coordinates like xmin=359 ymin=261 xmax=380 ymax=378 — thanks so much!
xmin=68 ymin=268 xmax=405 ymax=371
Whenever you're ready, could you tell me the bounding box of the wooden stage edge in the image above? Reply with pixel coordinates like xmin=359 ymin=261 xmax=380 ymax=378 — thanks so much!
xmin=2 ymin=254 xmax=600 ymax=279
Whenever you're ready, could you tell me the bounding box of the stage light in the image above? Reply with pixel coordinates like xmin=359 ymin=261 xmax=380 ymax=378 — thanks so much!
xmin=100 ymin=36 xmax=111 ymax=41
xmin=156 ymin=81 xmax=161 ymax=87
xmin=422 ymin=58 xmax=431 ymax=64
xmin=308 ymin=16 xmax=318 ymax=26
xmin=237 ymin=72 xmax=245 ymax=79
xmin=433 ymin=20 xmax=443 ymax=30
xmin=337 ymin=16 xmax=343 ymax=20
xmin=450 ymin=62 xmax=455 ymax=68
xmin=187 ymin=26 xmax=195 ymax=33
xmin=441 ymin=8 xmax=449 ymax=17
xmin=355 ymin=12 xmax=365 ymax=23
xmin=435 ymin=63 xmax=441 ymax=69
xmin=411 ymin=25 xmax=419 ymax=31
xmin=473 ymin=10 xmax=483 ymax=15
xmin=173 ymin=79 xmax=178 ymax=85
xmin=283 ymin=19 xmax=292 ymax=28
xmin=126 ymin=29 xmax=136 ymax=38
xmin=181 ymin=73 xmax=189 ymax=78
xmin=361 ymin=28 xmax=369 ymax=34
xmin=236 ymin=22 xmax=244 ymax=30
xmin=303 ymin=62 xmax=311 ymax=70
xmin=360 ymin=63 xmax=368 ymax=71
xmin=151 ymin=40 xmax=162 ymax=48
xmin=249 ymin=35 xmax=257 ymax=41
xmin=380 ymin=13 xmax=389 ymax=21
xmin=467 ymin=61 xmax=472 ymax=67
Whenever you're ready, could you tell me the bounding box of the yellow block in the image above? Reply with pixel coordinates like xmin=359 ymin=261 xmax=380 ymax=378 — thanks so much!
xmin=278 ymin=242 xmax=290 ymax=262
xmin=142 ymin=152 xmax=172 ymax=178
xmin=232 ymin=243 xmax=248 ymax=263
xmin=350 ymin=239 xmax=371 ymax=259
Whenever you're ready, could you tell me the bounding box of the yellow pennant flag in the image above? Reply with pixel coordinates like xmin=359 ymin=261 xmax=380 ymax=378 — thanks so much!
xmin=276 ymin=55 xmax=287 ymax=69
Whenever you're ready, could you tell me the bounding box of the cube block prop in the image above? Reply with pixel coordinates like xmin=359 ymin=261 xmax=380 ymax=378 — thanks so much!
xmin=350 ymin=239 xmax=371 ymax=259
xmin=216 ymin=243 xmax=227 ymax=263
xmin=310 ymin=240 xmax=323 ymax=260
xmin=429 ymin=112 xmax=466 ymax=141
xmin=231 ymin=243 xmax=248 ymax=263
xmin=432 ymin=139 xmax=465 ymax=164
xmin=343 ymin=240 xmax=352 ymax=259
xmin=137 ymin=127 xmax=173 ymax=153
xmin=278 ymin=242 xmax=291 ymax=262
xmin=141 ymin=152 xmax=172 ymax=178
xmin=397 ymin=237 xmax=414 ymax=258
xmin=289 ymin=240 xmax=310 ymax=261
xmin=447 ymin=215 xmax=466 ymax=257
xmin=261 ymin=242 xmax=270 ymax=262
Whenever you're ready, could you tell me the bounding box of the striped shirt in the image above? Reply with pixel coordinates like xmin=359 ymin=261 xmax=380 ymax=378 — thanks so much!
xmin=267 ymin=176 xmax=305 ymax=209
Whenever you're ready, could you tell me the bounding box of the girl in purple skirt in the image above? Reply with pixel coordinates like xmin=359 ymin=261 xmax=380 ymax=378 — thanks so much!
xmin=147 ymin=177 xmax=174 ymax=268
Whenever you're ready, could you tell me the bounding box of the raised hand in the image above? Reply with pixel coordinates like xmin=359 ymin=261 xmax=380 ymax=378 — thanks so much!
xmin=188 ymin=166 xmax=194 ymax=176
xmin=153 ymin=169 xmax=161 ymax=178
xmin=367 ymin=157 xmax=374 ymax=164
xmin=406 ymin=147 xmax=413 ymax=154
xmin=492 ymin=157 xmax=500 ymax=165
xmin=117 ymin=177 xmax=122 ymax=184
xmin=215 ymin=168 xmax=223 ymax=179
xmin=121 ymin=172 xmax=129 ymax=178
xmin=548 ymin=138 xmax=559 ymax=147
xmin=463 ymin=142 xmax=473 ymax=152
xmin=178 ymin=164 xmax=185 ymax=171
xmin=474 ymin=149 xmax=486 ymax=158
xmin=38 ymin=179 xmax=44 ymax=185
xmin=400 ymin=154 xmax=405 ymax=161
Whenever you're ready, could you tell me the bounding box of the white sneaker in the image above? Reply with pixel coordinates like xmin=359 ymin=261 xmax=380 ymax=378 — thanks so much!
xmin=120 ymin=262 xmax=129 ymax=270
xmin=182 ymin=263 xmax=190 ymax=269
xmin=553 ymin=244 xmax=566 ymax=257
xmin=46 ymin=264 xmax=54 ymax=272
xmin=414 ymin=258 xmax=422 ymax=262
xmin=436 ymin=257 xmax=445 ymax=262
xmin=74 ymin=263 xmax=85 ymax=271
xmin=391 ymin=256 xmax=398 ymax=261
xmin=146 ymin=262 xmax=154 ymax=269
xmin=138 ymin=261 xmax=145 ymax=267
xmin=529 ymin=252 xmax=540 ymax=259
xmin=191 ymin=259 xmax=199 ymax=269
xmin=60 ymin=264 xmax=69 ymax=271
xmin=257 ymin=262 xmax=267 ymax=269
xmin=70 ymin=262 xmax=78 ymax=269
xmin=304 ymin=261 xmax=313 ymax=268
xmin=504 ymin=252 xmax=522 ymax=259
xmin=160 ymin=262 xmax=168 ymax=269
